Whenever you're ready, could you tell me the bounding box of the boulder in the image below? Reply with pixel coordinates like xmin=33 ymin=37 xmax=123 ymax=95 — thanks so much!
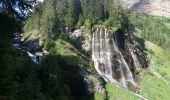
xmin=69 ymin=29 xmax=83 ymax=39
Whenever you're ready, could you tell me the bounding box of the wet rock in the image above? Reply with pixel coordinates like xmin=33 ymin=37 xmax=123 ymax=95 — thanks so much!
xmin=24 ymin=40 xmax=43 ymax=52
xmin=13 ymin=32 xmax=21 ymax=44
xmin=13 ymin=32 xmax=45 ymax=64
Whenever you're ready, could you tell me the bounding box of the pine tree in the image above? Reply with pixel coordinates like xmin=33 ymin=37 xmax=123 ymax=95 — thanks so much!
xmin=0 ymin=0 xmax=37 ymax=18
xmin=41 ymin=0 xmax=56 ymax=38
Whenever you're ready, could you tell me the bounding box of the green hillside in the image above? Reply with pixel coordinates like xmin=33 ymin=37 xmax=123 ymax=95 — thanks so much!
xmin=0 ymin=0 xmax=170 ymax=100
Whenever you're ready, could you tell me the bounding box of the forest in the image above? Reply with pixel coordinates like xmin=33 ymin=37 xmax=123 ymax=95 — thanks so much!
xmin=0 ymin=0 xmax=170 ymax=100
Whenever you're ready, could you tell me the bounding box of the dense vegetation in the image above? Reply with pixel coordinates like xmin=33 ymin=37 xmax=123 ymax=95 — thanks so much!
xmin=0 ymin=2 xmax=44 ymax=98
xmin=24 ymin=0 xmax=133 ymax=43
xmin=129 ymin=13 xmax=170 ymax=51
xmin=0 ymin=0 xmax=134 ymax=99
xmin=1 ymin=0 xmax=170 ymax=100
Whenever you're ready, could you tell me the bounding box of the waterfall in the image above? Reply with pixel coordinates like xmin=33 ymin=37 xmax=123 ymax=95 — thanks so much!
xmin=92 ymin=27 xmax=118 ymax=84
xmin=12 ymin=32 xmax=44 ymax=64
xmin=92 ymin=27 xmax=137 ymax=89
xmin=27 ymin=52 xmax=38 ymax=63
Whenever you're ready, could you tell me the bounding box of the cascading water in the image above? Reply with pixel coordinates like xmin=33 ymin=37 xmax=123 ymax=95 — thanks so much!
xmin=13 ymin=32 xmax=44 ymax=64
xmin=92 ymin=27 xmax=138 ymax=90
xmin=92 ymin=27 xmax=119 ymax=85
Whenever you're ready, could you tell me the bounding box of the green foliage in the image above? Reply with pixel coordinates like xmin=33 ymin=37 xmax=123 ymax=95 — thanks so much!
xmin=106 ymin=83 xmax=139 ymax=100
xmin=0 ymin=0 xmax=37 ymax=18
xmin=0 ymin=14 xmax=22 ymax=34
xmin=50 ymin=39 xmax=87 ymax=67
xmin=24 ymin=13 xmax=41 ymax=32
xmin=24 ymin=0 xmax=131 ymax=38
xmin=84 ymin=19 xmax=91 ymax=29
xmin=140 ymin=41 xmax=170 ymax=100
xmin=41 ymin=38 xmax=97 ymax=99
xmin=40 ymin=55 xmax=71 ymax=100
xmin=81 ymin=0 xmax=104 ymax=23
xmin=94 ymin=92 xmax=105 ymax=100
xmin=12 ymin=67 xmax=44 ymax=100
xmin=7 ymin=0 xmax=170 ymax=100
xmin=41 ymin=0 xmax=56 ymax=37
xmin=0 ymin=35 xmax=44 ymax=100
xmin=0 ymin=13 xmax=43 ymax=100
xmin=77 ymin=14 xmax=85 ymax=26
xmin=43 ymin=39 xmax=55 ymax=50
xmin=129 ymin=13 xmax=170 ymax=50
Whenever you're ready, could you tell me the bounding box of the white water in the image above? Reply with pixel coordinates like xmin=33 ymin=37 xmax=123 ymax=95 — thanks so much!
xmin=91 ymin=27 xmax=148 ymax=99
xmin=92 ymin=27 xmax=119 ymax=84
xmin=92 ymin=27 xmax=137 ymax=89
xmin=13 ymin=33 xmax=44 ymax=64
xmin=27 ymin=52 xmax=38 ymax=63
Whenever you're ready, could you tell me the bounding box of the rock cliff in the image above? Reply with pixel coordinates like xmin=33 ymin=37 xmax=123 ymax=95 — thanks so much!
xmin=122 ymin=0 xmax=170 ymax=17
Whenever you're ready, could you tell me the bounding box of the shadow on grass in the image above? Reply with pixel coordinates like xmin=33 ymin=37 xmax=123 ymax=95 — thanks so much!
xmin=40 ymin=54 xmax=96 ymax=100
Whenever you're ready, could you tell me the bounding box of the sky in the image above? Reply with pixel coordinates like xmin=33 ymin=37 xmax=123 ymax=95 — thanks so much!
xmin=38 ymin=0 xmax=44 ymax=2
xmin=0 ymin=0 xmax=44 ymax=16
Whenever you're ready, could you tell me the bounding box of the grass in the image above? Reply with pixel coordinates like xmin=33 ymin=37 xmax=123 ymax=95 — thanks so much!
xmin=99 ymin=40 xmax=170 ymax=100
xmin=22 ymin=30 xmax=40 ymax=43
xmin=50 ymin=38 xmax=96 ymax=72
xmin=127 ymin=13 xmax=170 ymax=99
xmin=105 ymin=83 xmax=139 ymax=100
xmin=129 ymin=13 xmax=170 ymax=50
xmin=139 ymin=41 xmax=170 ymax=100
xmin=94 ymin=92 xmax=105 ymax=100
xmin=50 ymin=38 xmax=85 ymax=67
xmin=140 ymin=70 xmax=170 ymax=100
xmin=23 ymin=13 xmax=170 ymax=100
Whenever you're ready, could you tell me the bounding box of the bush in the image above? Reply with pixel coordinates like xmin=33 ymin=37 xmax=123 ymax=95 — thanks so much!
xmin=84 ymin=19 xmax=91 ymax=29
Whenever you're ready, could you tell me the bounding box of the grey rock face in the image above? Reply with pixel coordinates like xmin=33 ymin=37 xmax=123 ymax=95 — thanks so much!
xmin=69 ymin=28 xmax=91 ymax=53
xmin=122 ymin=0 xmax=170 ymax=17
xmin=69 ymin=29 xmax=83 ymax=39
xmin=122 ymin=0 xmax=140 ymax=8
xmin=81 ymin=33 xmax=91 ymax=53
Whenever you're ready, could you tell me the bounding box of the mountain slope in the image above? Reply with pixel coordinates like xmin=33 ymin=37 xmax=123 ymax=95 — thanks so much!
xmin=122 ymin=0 xmax=170 ymax=17
xmin=140 ymin=40 xmax=170 ymax=100
xmin=99 ymin=40 xmax=170 ymax=100
xmin=13 ymin=0 xmax=170 ymax=100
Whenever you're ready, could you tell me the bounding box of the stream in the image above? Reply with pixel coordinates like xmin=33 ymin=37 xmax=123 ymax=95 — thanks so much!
xmin=13 ymin=32 xmax=44 ymax=64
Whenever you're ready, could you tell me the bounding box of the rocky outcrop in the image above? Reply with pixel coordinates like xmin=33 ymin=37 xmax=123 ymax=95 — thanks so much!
xmin=114 ymin=31 xmax=149 ymax=77
xmin=122 ymin=0 xmax=170 ymax=17
xmin=122 ymin=0 xmax=140 ymax=8
xmin=91 ymin=27 xmax=149 ymax=93
xmin=13 ymin=32 xmax=45 ymax=64
xmin=21 ymin=30 xmax=43 ymax=52
xmin=69 ymin=28 xmax=91 ymax=53
xmin=69 ymin=29 xmax=83 ymax=38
